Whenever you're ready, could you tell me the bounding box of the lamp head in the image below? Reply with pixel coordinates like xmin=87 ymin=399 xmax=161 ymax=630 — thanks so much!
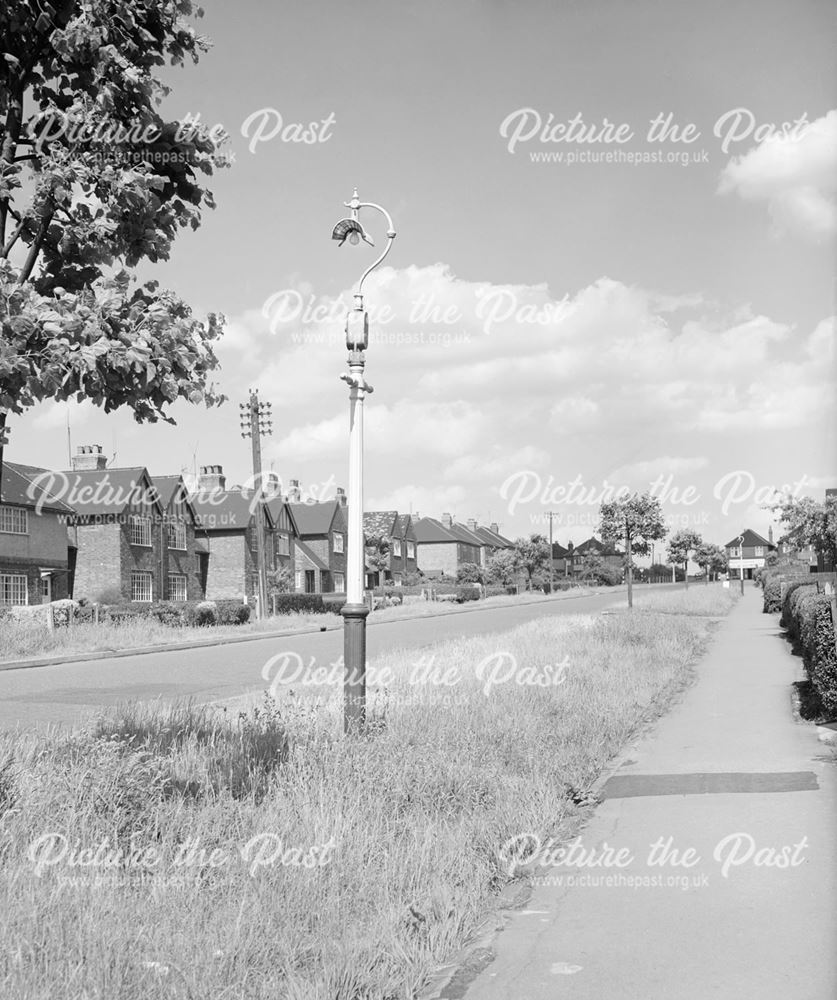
xmin=331 ymin=218 xmax=374 ymax=248
xmin=345 ymin=308 xmax=369 ymax=352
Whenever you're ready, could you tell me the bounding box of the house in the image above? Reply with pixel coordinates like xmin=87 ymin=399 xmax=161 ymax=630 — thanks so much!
xmin=550 ymin=540 xmax=571 ymax=577
xmin=468 ymin=520 xmax=516 ymax=568
xmin=567 ymin=537 xmax=624 ymax=579
xmin=265 ymin=492 xmax=298 ymax=588
xmin=190 ymin=464 xmax=276 ymax=600
xmin=289 ymin=494 xmax=348 ymax=594
xmin=149 ymin=474 xmax=204 ymax=601
xmin=413 ymin=513 xmax=483 ymax=577
xmin=725 ymin=528 xmax=777 ymax=580
xmin=363 ymin=510 xmax=418 ymax=587
xmin=0 ymin=461 xmax=75 ymax=606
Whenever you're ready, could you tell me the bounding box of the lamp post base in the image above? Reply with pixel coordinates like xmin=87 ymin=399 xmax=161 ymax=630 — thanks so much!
xmin=341 ymin=603 xmax=370 ymax=733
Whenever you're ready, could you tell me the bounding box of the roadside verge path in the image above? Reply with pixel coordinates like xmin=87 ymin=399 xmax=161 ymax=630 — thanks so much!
xmin=446 ymin=588 xmax=837 ymax=1000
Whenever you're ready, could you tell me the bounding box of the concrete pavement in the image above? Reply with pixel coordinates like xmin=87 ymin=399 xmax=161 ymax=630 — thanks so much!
xmin=447 ymin=588 xmax=837 ymax=1000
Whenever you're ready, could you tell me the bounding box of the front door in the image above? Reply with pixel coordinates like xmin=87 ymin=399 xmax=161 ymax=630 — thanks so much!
xmin=40 ymin=575 xmax=52 ymax=604
xmin=304 ymin=570 xmax=316 ymax=594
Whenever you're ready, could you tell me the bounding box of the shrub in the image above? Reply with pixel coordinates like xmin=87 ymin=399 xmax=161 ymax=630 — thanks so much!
xmin=454 ymin=585 xmax=481 ymax=604
xmin=271 ymin=593 xmax=328 ymax=615
xmin=147 ymin=601 xmax=187 ymax=627
xmin=762 ymin=576 xmax=783 ymax=613
xmin=215 ymin=599 xmax=251 ymax=625
xmin=456 ymin=563 xmax=484 ymax=584
xmin=797 ymin=594 xmax=837 ymax=715
xmin=781 ymin=581 xmax=817 ymax=637
xmin=91 ymin=585 xmax=124 ymax=604
xmin=194 ymin=601 xmax=217 ymax=626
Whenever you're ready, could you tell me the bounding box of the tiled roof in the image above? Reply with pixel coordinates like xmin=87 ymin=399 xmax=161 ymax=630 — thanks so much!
xmin=472 ymin=524 xmax=515 ymax=549
xmin=363 ymin=510 xmax=398 ymax=539
xmin=2 ymin=462 xmax=75 ymax=514
xmin=151 ymin=474 xmax=191 ymax=509
xmin=394 ymin=513 xmax=415 ymax=538
xmin=191 ymin=489 xmax=274 ymax=532
xmin=724 ymin=528 xmax=774 ymax=549
xmin=413 ymin=516 xmax=458 ymax=543
xmin=446 ymin=521 xmax=484 ymax=547
xmin=574 ymin=537 xmax=622 ymax=556
xmin=265 ymin=497 xmax=299 ymax=534
xmin=290 ymin=500 xmax=342 ymax=536
xmin=55 ymin=467 xmax=162 ymax=517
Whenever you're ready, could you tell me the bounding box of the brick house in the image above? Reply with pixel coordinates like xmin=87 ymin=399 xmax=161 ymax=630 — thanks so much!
xmin=363 ymin=510 xmax=418 ymax=587
xmin=190 ymin=465 xmax=276 ymax=600
xmin=0 ymin=461 xmax=75 ymax=606
xmin=54 ymin=447 xmax=168 ymax=603
xmin=725 ymin=528 xmax=776 ymax=580
xmin=289 ymin=496 xmax=348 ymax=594
xmin=468 ymin=520 xmax=516 ymax=568
xmin=413 ymin=514 xmax=483 ymax=578
xmin=265 ymin=494 xmax=297 ymax=587
xmin=567 ymin=537 xmax=624 ymax=579
xmin=149 ymin=474 xmax=204 ymax=601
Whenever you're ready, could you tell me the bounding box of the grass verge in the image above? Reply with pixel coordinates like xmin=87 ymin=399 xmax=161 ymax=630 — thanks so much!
xmin=0 ymin=601 xmax=719 ymax=998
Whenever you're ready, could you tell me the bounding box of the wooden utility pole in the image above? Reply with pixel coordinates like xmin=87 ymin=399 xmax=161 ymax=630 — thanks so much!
xmin=625 ymin=522 xmax=633 ymax=609
xmin=546 ymin=511 xmax=557 ymax=593
xmin=239 ymin=390 xmax=272 ymax=619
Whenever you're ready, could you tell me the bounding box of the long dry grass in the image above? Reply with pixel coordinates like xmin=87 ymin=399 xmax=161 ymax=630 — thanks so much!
xmin=0 ymin=601 xmax=719 ymax=999
xmin=615 ymin=582 xmax=740 ymax=617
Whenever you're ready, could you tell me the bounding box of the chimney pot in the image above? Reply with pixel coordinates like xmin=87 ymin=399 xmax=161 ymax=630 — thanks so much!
xmin=441 ymin=512 xmax=453 ymax=528
xmin=490 ymin=521 xmax=499 ymax=534
xmin=197 ymin=465 xmax=226 ymax=493
xmin=71 ymin=444 xmax=107 ymax=472
xmin=467 ymin=518 xmax=477 ymax=531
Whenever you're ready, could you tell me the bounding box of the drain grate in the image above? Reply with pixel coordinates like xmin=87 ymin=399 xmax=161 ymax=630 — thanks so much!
xmin=601 ymin=771 xmax=819 ymax=799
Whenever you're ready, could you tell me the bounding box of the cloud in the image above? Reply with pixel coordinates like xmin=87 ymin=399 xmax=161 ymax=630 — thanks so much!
xmin=718 ymin=110 xmax=837 ymax=240
xmin=609 ymin=456 xmax=709 ymax=483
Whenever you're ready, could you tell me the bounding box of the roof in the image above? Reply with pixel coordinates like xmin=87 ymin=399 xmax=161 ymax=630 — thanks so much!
xmin=446 ymin=520 xmax=485 ymax=547
xmin=2 ymin=462 xmax=75 ymax=514
xmin=265 ymin=496 xmax=299 ymax=534
xmin=413 ymin=516 xmax=458 ymax=543
xmin=294 ymin=539 xmax=329 ymax=571
xmin=290 ymin=500 xmax=343 ymax=536
xmin=394 ymin=513 xmax=415 ymax=538
xmin=191 ymin=489 xmax=275 ymax=532
xmin=56 ymin=467 xmax=163 ymax=517
xmin=551 ymin=541 xmax=570 ymax=559
xmin=472 ymin=524 xmax=515 ymax=549
xmin=574 ymin=537 xmax=622 ymax=556
xmin=151 ymin=475 xmax=191 ymax=509
xmin=724 ymin=528 xmax=775 ymax=549
xmin=363 ymin=510 xmax=398 ymax=539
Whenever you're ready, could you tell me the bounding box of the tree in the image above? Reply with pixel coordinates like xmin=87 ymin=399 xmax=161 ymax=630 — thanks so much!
xmin=694 ymin=541 xmax=727 ymax=583
xmin=599 ymin=493 xmax=668 ymax=608
xmin=0 ymin=0 xmax=229 ymax=491
xmin=364 ymin=534 xmax=390 ymax=597
xmin=513 ymin=534 xmax=551 ymax=590
xmin=667 ymin=529 xmax=703 ymax=589
xmin=267 ymin=565 xmax=292 ymax=595
xmin=580 ymin=555 xmax=622 ymax=587
xmin=456 ymin=562 xmax=483 ymax=584
xmin=771 ymin=494 xmax=837 ymax=569
xmin=485 ymin=548 xmax=519 ymax=587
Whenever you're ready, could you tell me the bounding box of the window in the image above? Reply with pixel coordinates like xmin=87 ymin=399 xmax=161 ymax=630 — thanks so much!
xmin=130 ymin=571 xmax=153 ymax=602
xmin=333 ymin=532 xmax=344 ymax=553
xmin=0 ymin=505 xmax=28 ymax=535
xmin=334 ymin=572 xmax=345 ymax=593
xmin=754 ymin=546 xmax=765 ymax=557
xmin=407 ymin=541 xmax=416 ymax=559
xmin=129 ymin=515 xmax=151 ymax=547
xmin=394 ymin=575 xmax=402 ymax=587
xmin=392 ymin=538 xmax=402 ymax=557
xmin=167 ymin=519 xmax=187 ymax=550
xmin=0 ymin=574 xmax=28 ymax=606
xmin=294 ymin=571 xmax=302 ymax=591
xmin=277 ymin=534 xmax=290 ymax=556
xmin=168 ymin=574 xmax=187 ymax=602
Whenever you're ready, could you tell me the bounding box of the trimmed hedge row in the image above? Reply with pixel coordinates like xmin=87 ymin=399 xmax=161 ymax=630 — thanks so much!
xmin=780 ymin=581 xmax=817 ymax=636
xmin=797 ymin=594 xmax=837 ymax=715
xmin=104 ymin=600 xmax=252 ymax=627
xmin=762 ymin=577 xmax=783 ymax=613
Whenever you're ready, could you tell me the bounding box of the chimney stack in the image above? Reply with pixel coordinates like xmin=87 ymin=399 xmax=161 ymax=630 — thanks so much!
xmin=287 ymin=478 xmax=302 ymax=503
xmin=336 ymin=486 xmax=347 ymax=507
xmin=263 ymin=472 xmax=282 ymax=499
xmin=490 ymin=521 xmax=499 ymax=534
xmin=71 ymin=445 xmax=107 ymax=472
xmin=768 ymin=525 xmax=774 ymax=545
xmin=198 ymin=464 xmax=226 ymax=493
xmin=441 ymin=512 xmax=453 ymax=528
xmin=467 ymin=518 xmax=477 ymax=532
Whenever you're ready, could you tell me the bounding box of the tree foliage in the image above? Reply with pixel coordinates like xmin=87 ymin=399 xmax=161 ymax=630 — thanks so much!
xmin=771 ymin=494 xmax=837 ymax=568
xmin=513 ymin=534 xmax=550 ymax=590
xmin=484 ymin=548 xmax=520 ymax=587
xmin=364 ymin=534 xmax=390 ymax=594
xmin=694 ymin=541 xmax=727 ymax=581
xmin=667 ymin=528 xmax=703 ymax=588
xmin=599 ymin=492 xmax=668 ymax=606
xmin=456 ymin=561 xmax=484 ymax=584
xmin=0 ymin=0 xmax=229 ymax=463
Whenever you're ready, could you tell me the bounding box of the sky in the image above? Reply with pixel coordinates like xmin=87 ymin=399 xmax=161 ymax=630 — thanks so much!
xmin=8 ymin=0 xmax=837 ymax=548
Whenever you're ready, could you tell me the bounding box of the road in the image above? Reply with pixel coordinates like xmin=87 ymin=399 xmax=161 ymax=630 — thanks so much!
xmin=0 ymin=590 xmax=625 ymax=732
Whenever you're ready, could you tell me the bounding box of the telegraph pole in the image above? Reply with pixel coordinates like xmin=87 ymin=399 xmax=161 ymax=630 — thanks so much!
xmin=546 ymin=511 xmax=557 ymax=593
xmin=239 ymin=390 xmax=272 ymax=619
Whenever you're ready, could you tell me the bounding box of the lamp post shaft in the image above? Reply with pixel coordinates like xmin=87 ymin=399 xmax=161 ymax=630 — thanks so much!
xmin=342 ymin=350 xmax=369 ymax=732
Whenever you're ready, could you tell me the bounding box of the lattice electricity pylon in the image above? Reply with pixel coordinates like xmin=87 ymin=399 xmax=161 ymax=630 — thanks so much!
xmin=239 ymin=389 xmax=272 ymax=440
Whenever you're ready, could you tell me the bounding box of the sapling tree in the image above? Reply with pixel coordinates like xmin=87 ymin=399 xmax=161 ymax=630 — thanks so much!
xmin=364 ymin=534 xmax=390 ymax=598
xmin=599 ymin=492 xmax=668 ymax=608
xmin=771 ymin=494 xmax=837 ymax=569
xmin=694 ymin=541 xmax=727 ymax=583
xmin=667 ymin=529 xmax=703 ymax=589
xmin=0 ymin=0 xmax=230 ymax=491
xmin=513 ymin=533 xmax=551 ymax=590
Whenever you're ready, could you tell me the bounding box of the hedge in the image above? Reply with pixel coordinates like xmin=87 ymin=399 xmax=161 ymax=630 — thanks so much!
xmin=781 ymin=581 xmax=817 ymax=637
xmin=454 ymin=586 xmax=481 ymax=604
xmin=762 ymin=576 xmax=783 ymax=613
xmin=270 ymin=594 xmax=329 ymax=615
xmin=797 ymin=594 xmax=837 ymax=715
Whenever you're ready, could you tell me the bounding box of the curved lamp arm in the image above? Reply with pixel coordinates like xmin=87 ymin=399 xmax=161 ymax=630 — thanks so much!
xmin=342 ymin=191 xmax=397 ymax=308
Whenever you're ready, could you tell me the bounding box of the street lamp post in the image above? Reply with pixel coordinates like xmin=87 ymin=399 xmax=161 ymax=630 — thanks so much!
xmin=738 ymin=533 xmax=745 ymax=595
xmin=332 ymin=189 xmax=396 ymax=733
xmin=547 ymin=511 xmax=556 ymax=593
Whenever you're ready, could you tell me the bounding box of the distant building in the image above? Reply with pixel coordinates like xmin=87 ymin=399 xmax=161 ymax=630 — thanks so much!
xmin=289 ymin=495 xmax=348 ymax=594
xmin=0 ymin=462 xmax=74 ymax=605
xmin=363 ymin=511 xmax=418 ymax=587
xmin=725 ymin=528 xmax=777 ymax=580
